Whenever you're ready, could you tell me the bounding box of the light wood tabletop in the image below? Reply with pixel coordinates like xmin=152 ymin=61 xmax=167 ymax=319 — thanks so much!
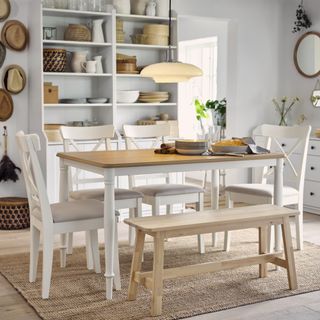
xmin=57 ymin=149 xmax=284 ymax=168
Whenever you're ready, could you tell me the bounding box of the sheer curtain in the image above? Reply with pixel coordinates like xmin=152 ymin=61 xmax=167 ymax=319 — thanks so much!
xmin=178 ymin=37 xmax=218 ymax=138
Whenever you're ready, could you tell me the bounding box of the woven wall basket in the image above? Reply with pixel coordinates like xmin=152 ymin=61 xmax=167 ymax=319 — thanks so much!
xmin=43 ymin=48 xmax=67 ymax=72
xmin=0 ymin=197 xmax=30 ymax=230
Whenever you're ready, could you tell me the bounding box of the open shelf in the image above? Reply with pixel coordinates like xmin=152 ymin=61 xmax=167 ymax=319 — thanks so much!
xmin=116 ymin=13 xmax=176 ymax=22
xmin=44 ymin=72 xmax=112 ymax=77
xmin=42 ymin=8 xmax=112 ymax=18
xmin=116 ymin=43 xmax=176 ymax=50
xmin=44 ymin=103 xmax=112 ymax=108
xmin=43 ymin=40 xmax=112 ymax=47
xmin=117 ymin=103 xmax=177 ymax=107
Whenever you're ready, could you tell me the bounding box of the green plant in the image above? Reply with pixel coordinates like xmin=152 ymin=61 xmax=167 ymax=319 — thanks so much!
xmin=205 ymin=98 xmax=227 ymax=127
xmin=272 ymin=96 xmax=300 ymax=126
xmin=194 ymin=99 xmax=209 ymax=135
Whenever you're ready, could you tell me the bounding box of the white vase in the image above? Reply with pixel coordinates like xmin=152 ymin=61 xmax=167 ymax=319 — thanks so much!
xmin=113 ymin=0 xmax=131 ymax=14
xmin=131 ymin=0 xmax=148 ymax=15
xmin=92 ymin=19 xmax=105 ymax=43
xmin=93 ymin=56 xmax=104 ymax=73
xmin=146 ymin=0 xmax=156 ymax=16
xmin=156 ymin=0 xmax=169 ymax=17
xmin=71 ymin=51 xmax=88 ymax=73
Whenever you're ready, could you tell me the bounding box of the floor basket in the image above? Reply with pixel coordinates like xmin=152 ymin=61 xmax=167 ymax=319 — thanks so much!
xmin=0 ymin=197 xmax=30 ymax=230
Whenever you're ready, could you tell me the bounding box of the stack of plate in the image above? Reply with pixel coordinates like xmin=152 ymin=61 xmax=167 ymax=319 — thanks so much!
xmin=138 ymin=91 xmax=169 ymax=103
xmin=175 ymin=140 xmax=208 ymax=155
xmin=315 ymin=129 xmax=320 ymax=138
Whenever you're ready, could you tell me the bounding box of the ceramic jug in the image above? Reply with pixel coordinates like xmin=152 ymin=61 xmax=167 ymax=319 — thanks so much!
xmin=146 ymin=0 xmax=156 ymax=16
xmin=113 ymin=0 xmax=130 ymax=14
xmin=71 ymin=51 xmax=88 ymax=73
xmin=81 ymin=61 xmax=97 ymax=73
xmin=93 ymin=56 xmax=103 ymax=73
xmin=156 ymin=0 xmax=169 ymax=17
xmin=92 ymin=19 xmax=105 ymax=43
xmin=131 ymin=0 xmax=148 ymax=15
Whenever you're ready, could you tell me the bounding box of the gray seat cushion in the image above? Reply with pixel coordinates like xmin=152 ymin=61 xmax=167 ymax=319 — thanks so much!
xmin=51 ymin=200 xmax=104 ymax=223
xmin=69 ymin=188 xmax=143 ymax=201
xmin=225 ymin=184 xmax=299 ymax=198
xmin=133 ymin=184 xmax=204 ymax=197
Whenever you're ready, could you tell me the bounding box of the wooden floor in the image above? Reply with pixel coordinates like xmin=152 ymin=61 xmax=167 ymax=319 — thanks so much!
xmin=1 ymin=212 xmax=320 ymax=320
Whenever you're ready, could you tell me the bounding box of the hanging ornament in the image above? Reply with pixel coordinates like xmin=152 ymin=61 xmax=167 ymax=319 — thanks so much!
xmin=292 ymin=0 xmax=312 ymax=33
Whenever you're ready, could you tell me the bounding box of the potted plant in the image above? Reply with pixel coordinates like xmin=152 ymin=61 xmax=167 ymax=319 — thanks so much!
xmin=205 ymin=98 xmax=227 ymax=128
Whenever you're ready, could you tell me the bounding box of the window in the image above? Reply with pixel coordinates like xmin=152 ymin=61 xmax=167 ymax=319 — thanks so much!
xmin=178 ymin=37 xmax=218 ymax=138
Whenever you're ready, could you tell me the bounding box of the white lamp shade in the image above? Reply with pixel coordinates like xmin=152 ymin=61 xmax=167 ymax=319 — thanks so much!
xmin=140 ymin=62 xmax=203 ymax=83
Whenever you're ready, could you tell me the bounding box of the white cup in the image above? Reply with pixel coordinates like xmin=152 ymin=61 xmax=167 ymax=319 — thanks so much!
xmin=81 ymin=61 xmax=97 ymax=73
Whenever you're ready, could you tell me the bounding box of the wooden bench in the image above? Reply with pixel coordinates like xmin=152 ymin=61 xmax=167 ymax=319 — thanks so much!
xmin=124 ymin=204 xmax=298 ymax=317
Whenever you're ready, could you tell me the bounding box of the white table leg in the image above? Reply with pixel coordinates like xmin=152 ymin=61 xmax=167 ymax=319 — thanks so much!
xmin=104 ymin=169 xmax=116 ymax=299
xmin=274 ymin=158 xmax=284 ymax=252
xmin=59 ymin=159 xmax=69 ymax=266
xmin=211 ymin=169 xmax=220 ymax=247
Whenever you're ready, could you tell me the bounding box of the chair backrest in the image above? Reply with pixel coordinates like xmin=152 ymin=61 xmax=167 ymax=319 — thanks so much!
xmin=123 ymin=124 xmax=171 ymax=150
xmin=123 ymin=124 xmax=172 ymax=187
xmin=16 ymin=131 xmax=53 ymax=226
xmin=252 ymin=124 xmax=311 ymax=194
xmin=60 ymin=125 xmax=115 ymax=191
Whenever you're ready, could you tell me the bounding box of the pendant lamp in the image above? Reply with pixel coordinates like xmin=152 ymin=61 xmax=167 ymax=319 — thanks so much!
xmin=140 ymin=0 xmax=203 ymax=83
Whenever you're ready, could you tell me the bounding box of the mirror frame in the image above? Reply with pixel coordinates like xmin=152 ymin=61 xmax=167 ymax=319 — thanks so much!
xmin=294 ymin=31 xmax=320 ymax=78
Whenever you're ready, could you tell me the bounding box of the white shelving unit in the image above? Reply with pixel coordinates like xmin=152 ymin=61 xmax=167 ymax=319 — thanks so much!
xmin=32 ymin=2 xmax=179 ymax=200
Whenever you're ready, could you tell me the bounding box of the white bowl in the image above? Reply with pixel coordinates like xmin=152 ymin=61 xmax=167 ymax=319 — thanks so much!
xmin=117 ymin=90 xmax=139 ymax=103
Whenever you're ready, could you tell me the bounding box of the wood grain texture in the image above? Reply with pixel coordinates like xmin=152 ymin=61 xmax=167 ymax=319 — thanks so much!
xmin=124 ymin=204 xmax=298 ymax=233
xmin=57 ymin=149 xmax=284 ymax=168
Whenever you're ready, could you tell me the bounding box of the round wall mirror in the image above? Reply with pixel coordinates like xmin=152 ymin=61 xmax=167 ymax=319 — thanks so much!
xmin=294 ymin=31 xmax=320 ymax=78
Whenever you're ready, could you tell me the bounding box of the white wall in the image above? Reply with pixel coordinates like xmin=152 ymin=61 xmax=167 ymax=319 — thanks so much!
xmin=279 ymin=0 xmax=320 ymax=131
xmin=0 ymin=0 xmax=31 ymax=197
xmin=174 ymin=0 xmax=285 ymax=184
xmin=175 ymin=0 xmax=284 ymax=138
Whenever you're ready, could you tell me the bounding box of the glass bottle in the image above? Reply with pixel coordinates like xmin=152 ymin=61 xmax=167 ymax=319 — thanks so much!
xmin=78 ymin=0 xmax=88 ymax=11
xmin=54 ymin=0 xmax=68 ymax=9
xmin=68 ymin=0 xmax=78 ymax=10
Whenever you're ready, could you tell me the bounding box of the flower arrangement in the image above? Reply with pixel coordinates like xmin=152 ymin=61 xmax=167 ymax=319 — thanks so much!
xmin=272 ymin=97 xmax=300 ymax=126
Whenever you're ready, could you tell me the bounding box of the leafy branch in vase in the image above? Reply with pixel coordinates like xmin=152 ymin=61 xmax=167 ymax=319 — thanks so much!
xmin=272 ymin=97 xmax=300 ymax=126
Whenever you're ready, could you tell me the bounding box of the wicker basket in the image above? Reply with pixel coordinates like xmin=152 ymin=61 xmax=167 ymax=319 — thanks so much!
xmin=0 ymin=197 xmax=30 ymax=230
xmin=43 ymin=48 xmax=67 ymax=72
xmin=64 ymin=24 xmax=91 ymax=42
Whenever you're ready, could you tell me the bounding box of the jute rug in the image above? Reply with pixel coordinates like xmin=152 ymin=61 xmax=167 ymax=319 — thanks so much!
xmin=1 ymin=230 xmax=320 ymax=320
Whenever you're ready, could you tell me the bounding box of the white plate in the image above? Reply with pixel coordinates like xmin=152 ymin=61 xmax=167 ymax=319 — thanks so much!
xmin=87 ymin=98 xmax=109 ymax=104
xmin=176 ymin=148 xmax=207 ymax=155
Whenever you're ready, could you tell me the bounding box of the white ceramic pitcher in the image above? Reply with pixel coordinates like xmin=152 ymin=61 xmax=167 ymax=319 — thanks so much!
xmin=93 ymin=56 xmax=103 ymax=73
xmin=92 ymin=19 xmax=105 ymax=43
xmin=71 ymin=51 xmax=88 ymax=73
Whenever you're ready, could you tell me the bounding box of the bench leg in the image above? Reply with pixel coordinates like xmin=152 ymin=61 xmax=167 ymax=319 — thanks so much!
xmin=282 ymin=217 xmax=298 ymax=290
xmin=151 ymin=233 xmax=165 ymax=317
xmin=259 ymin=226 xmax=268 ymax=278
xmin=128 ymin=230 xmax=145 ymax=301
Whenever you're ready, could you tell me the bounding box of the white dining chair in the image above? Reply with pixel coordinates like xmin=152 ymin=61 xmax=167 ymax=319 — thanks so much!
xmin=223 ymin=124 xmax=311 ymax=251
xmin=60 ymin=125 xmax=143 ymax=265
xmin=16 ymin=131 xmax=121 ymax=299
xmin=123 ymin=124 xmax=206 ymax=253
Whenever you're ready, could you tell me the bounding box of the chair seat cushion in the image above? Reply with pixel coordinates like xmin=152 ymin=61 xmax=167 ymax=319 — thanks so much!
xmin=225 ymin=183 xmax=299 ymax=198
xmin=133 ymin=184 xmax=204 ymax=197
xmin=69 ymin=188 xmax=143 ymax=201
xmin=51 ymin=200 xmax=104 ymax=223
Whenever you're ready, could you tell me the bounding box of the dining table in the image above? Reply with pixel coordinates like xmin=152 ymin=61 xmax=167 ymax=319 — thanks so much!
xmin=57 ymin=149 xmax=285 ymax=299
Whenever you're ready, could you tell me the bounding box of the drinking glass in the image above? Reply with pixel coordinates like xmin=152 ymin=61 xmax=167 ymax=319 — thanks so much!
xmin=54 ymin=0 xmax=68 ymax=9
xmin=78 ymin=0 xmax=88 ymax=11
xmin=43 ymin=0 xmax=55 ymax=8
xmin=89 ymin=0 xmax=102 ymax=12
xmin=68 ymin=0 xmax=78 ymax=10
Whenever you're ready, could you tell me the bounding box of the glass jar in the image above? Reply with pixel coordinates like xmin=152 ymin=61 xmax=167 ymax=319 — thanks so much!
xmin=54 ymin=0 xmax=68 ymax=9
xmin=68 ymin=0 xmax=78 ymax=10
xmin=43 ymin=0 xmax=55 ymax=8
xmin=89 ymin=0 xmax=102 ymax=12
xmin=78 ymin=0 xmax=88 ymax=11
